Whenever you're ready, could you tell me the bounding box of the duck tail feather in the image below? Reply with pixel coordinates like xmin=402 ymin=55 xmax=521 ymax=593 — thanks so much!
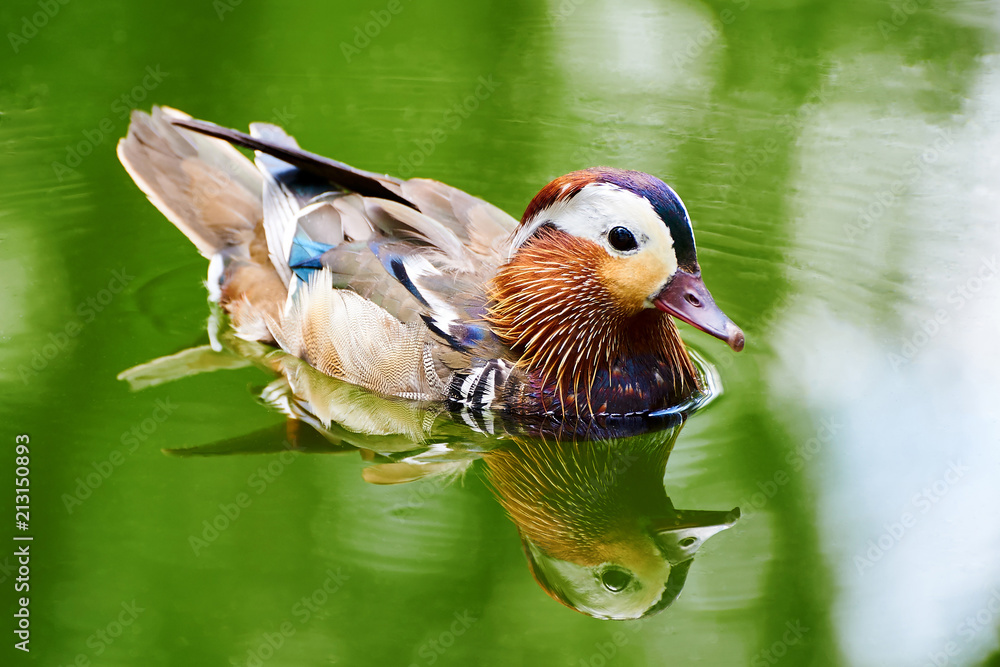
xmin=117 ymin=106 xmax=263 ymax=258
xmin=168 ymin=115 xmax=417 ymax=209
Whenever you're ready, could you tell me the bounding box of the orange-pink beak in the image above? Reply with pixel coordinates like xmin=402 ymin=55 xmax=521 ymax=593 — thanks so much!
xmin=653 ymin=270 xmax=745 ymax=352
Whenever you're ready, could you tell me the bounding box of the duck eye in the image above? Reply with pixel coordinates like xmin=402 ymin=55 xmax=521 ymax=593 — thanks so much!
xmin=607 ymin=226 xmax=638 ymax=252
xmin=600 ymin=568 xmax=632 ymax=592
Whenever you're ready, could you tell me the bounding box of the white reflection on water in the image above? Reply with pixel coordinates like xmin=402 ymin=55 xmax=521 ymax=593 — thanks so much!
xmin=549 ymin=0 xmax=718 ymax=94
xmin=0 ymin=115 xmax=84 ymax=388
xmin=772 ymin=46 xmax=1000 ymax=667
xmin=546 ymin=0 xmax=720 ymax=175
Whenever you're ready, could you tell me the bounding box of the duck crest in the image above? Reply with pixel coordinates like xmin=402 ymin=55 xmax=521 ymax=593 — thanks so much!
xmin=519 ymin=169 xmax=599 ymax=227
xmin=486 ymin=226 xmax=697 ymax=417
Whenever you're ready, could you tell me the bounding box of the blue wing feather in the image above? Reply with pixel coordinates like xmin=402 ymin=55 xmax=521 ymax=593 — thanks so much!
xmin=289 ymin=235 xmax=336 ymax=281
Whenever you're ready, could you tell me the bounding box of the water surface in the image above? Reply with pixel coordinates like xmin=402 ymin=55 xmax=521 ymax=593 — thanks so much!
xmin=2 ymin=0 xmax=999 ymax=665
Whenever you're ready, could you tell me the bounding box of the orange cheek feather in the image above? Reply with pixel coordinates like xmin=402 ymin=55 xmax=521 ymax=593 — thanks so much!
xmin=597 ymin=253 xmax=670 ymax=315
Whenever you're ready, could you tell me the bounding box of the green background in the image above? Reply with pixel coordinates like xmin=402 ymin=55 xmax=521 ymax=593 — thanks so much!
xmin=2 ymin=0 xmax=1000 ymax=665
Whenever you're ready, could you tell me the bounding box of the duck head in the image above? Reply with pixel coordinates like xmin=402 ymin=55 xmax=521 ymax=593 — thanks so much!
xmin=489 ymin=168 xmax=743 ymax=415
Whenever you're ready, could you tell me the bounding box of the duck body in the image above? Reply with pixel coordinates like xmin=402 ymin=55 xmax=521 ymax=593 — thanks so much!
xmin=119 ymin=107 xmax=743 ymax=419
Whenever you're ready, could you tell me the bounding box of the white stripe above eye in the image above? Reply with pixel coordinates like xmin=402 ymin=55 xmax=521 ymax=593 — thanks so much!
xmin=510 ymin=182 xmax=676 ymax=259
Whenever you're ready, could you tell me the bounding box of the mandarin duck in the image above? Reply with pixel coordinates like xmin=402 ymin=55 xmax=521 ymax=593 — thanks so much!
xmin=118 ymin=107 xmax=744 ymax=419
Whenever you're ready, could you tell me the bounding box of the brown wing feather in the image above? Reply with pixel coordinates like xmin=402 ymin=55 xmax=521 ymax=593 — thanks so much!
xmin=117 ymin=107 xmax=263 ymax=258
xmin=400 ymin=178 xmax=518 ymax=267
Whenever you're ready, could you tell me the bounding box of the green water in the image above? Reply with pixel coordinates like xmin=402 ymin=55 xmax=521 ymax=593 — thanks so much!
xmin=3 ymin=0 xmax=1000 ymax=665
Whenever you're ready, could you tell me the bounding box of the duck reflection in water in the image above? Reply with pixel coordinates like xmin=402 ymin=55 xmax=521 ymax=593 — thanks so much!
xmin=122 ymin=334 xmax=739 ymax=620
xmin=485 ymin=433 xmax=738 ymax=620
